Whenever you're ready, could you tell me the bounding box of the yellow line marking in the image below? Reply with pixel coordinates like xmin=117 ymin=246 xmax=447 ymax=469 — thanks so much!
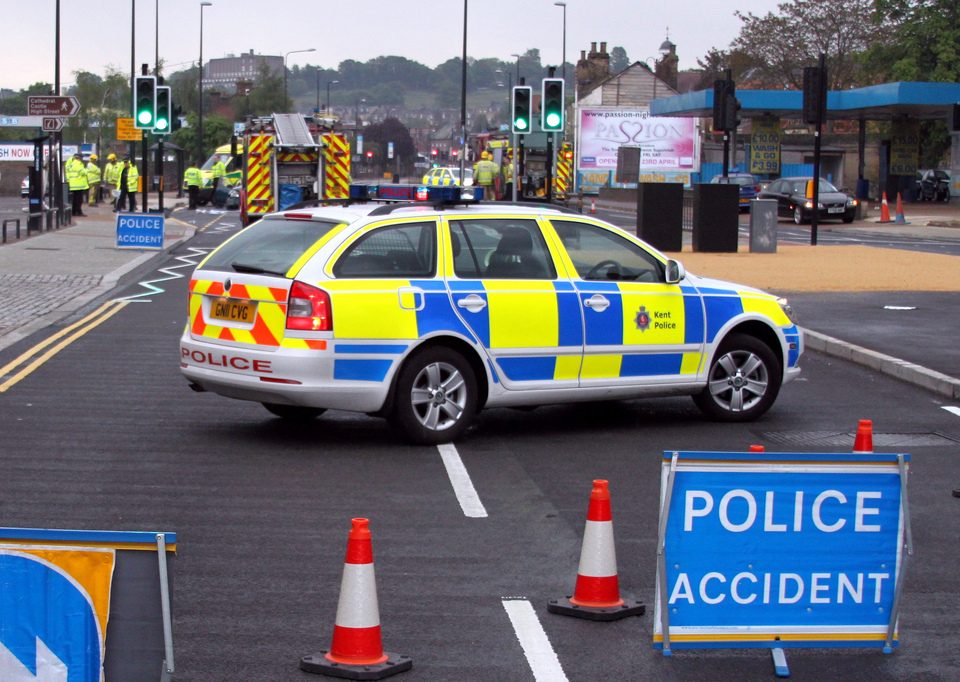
xmin=199 ymin=213 xmax=226 ymax=232
xmin=0 ymin=300 xmax=130 ymax=393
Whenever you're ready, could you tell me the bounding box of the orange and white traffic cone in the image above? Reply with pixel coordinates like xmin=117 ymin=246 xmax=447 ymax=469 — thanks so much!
xmin=894 ymin=192 xmax=909 ymax=224
xmin=548 ymin=480 xmax=645 ymax=621
xmin=590 ymin=197 xmax=597 ymax=214
xmin=853 ymin=419 xmax=874 ymax=454
xmin=300 ymin=518 xmax=412 ymax=679
xmin=878 ymin=192 xmax=892 ymax=223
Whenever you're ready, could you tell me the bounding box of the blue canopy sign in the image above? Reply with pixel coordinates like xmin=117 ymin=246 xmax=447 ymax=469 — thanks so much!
xmin=654 ymin=451 xmax=912 ymax=659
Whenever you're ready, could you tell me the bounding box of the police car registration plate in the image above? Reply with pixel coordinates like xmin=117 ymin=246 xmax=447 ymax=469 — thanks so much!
xmin=210 ymin=297 xmax=257 ymax=323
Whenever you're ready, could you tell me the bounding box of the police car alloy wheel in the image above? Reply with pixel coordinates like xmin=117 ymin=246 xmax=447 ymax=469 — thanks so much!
xmin=262 ymin=403 xmax=326 ymax=421
xmin=392 ymin=347 xmax=478 ymax=444
xmin=693 ymin=334 xmax=781 ymax=422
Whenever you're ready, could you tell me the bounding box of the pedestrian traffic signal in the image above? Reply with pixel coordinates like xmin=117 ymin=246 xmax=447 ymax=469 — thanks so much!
xmin=512 ymin=85 xmax=532 ymax=134
xmin=172 ymin=104 xmax=183 ymax=132
xmin=541 ymin=78 xmax=564 ymax=132
xmin=154 ymin=86 xmax=172 ymax=135
xmin=134 ymin=76 xmax=156 ymax=129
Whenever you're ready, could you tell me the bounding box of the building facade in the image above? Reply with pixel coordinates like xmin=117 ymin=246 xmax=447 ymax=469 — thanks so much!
xmin=204 ymin=50 xmax=282 ymax=93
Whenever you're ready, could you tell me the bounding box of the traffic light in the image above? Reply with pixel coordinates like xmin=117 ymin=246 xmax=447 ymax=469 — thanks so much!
xmin=171 ymin=104 xmax=183 ymax=132
xmin=512 ymin=85 xmax=532 ymax=134
xmin=713 ymin=79 xmax=728 ymax=131
xmin=802 ymin=65 xmax=827 ymax=125
xmin=154 ymin=86 xmax=172 ymax=135
xmin=724 ymin=92 xmax=741 ymax=131
xmin=134 ymin=75 xmax=156 ymax=129
xmin=541 ymin=78 xmax=564 ymax=132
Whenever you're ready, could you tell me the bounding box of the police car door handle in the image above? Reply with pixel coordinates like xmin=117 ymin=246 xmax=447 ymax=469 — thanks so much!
xmin=583 ymin=294 xmax=610 ymax=312
xmin=456 ymin=294 xmax=487 ymax=313
xmin=398 ymin=287 xmax=425 ymax=311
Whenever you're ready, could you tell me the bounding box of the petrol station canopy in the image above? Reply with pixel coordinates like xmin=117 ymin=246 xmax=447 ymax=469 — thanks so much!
xmin=650 ymin=81 xmax=960 ymax=122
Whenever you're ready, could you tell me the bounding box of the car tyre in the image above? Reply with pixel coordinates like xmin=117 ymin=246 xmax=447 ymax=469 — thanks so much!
xmin=793 ymin=206 xmax=805 ymax=225
xmin=391 ymin=346 xmax=477 ymax=444
xmin=262 ymin=403 xmax=325 ymax=420
xmin=842 ymin=213 xmax=855 ymax=224
xmin=693 ymin=333 xmax=782 ymax=422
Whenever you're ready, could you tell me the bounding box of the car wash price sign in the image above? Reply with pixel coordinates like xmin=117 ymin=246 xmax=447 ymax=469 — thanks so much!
xmin=653 ymin=451 xmax=912 ymax=655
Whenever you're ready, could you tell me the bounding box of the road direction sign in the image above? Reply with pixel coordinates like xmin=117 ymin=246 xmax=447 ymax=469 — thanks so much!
xmin=42 ymin=117 xmax=64 ymax=132
xmin=0 ymin=116 xmax=46 ymax=128
xmin=27 ymin=95 xmax=81 ymax=117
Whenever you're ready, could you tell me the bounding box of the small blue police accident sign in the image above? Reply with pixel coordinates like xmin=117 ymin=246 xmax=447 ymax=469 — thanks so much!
xmin=654 ymin=451 xmax=911 ymax=653
xmin=116 ymin=213 xmax=164 ymax=250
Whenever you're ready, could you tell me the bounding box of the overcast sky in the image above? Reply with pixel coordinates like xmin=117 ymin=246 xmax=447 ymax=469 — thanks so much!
xmin=2 ymin=0 xmax=783 ymax=92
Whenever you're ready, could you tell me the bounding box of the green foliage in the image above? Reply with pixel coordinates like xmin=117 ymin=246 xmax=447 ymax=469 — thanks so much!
xmin=610 ymin=46 xmax=630 ymax=74
xmin=362 ymin=117 xmax=416 ymax=171
xmin=172 ymin=112 xmax=232 ymax=160
xmin=731 ymin=0 xmax=883 ymax=89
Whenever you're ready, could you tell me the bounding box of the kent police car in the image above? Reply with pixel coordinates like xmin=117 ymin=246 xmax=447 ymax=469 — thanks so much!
xmin=180 ymin=197 xmax=802 ymax=443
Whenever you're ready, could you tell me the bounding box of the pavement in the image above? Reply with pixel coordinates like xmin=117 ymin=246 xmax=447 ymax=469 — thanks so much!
xmin=1 ymin=193 xmax=959 ymax=400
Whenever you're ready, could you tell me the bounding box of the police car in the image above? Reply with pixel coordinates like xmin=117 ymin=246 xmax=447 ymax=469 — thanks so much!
xmin=422 ymin=166 xmax=473 ymax=188
xmin=180 ymin=198 xmax=802 ymax=443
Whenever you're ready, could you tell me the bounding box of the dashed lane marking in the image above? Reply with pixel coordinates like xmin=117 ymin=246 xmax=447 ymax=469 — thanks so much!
xmin=942 ymin=406 xmax=960 ymax=418
xmin=501 ymin=599 xmax=568 ymax=682
xmin=437 ymin=443 xmax=487 ymax=518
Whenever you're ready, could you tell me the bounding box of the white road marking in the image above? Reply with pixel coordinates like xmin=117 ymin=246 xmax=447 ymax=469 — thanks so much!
xmin=437 ymin=443 xmax=487 ymax=518
xmin=501 ymin=599 xmax=568 ymax=682
xmin=942 ymin=406 xmax=960 ymax=418
xmin=883 ymin=305 xmax=917 ymax=310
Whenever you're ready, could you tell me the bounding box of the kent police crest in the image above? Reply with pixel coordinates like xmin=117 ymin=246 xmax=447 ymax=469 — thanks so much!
xmin=635 ymin=306 xmax=650 ymax=331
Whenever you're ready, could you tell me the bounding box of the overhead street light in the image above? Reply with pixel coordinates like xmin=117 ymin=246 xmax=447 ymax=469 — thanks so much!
xmin=326 ymin=80 xmax=339 ymax=112
xmin=554 ymin=2 xmax=567 ymax=82
xmin=284 ymin=48 xmax=317 ymax=111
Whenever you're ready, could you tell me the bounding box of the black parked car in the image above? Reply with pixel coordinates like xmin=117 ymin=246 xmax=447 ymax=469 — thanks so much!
xmin=915 ymin=169 xmax=950 ymax=202
xmin=757 ymin=177 xmax=857 ymax=224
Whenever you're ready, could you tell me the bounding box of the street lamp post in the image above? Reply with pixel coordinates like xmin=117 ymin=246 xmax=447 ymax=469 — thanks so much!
xmin=459 ymin=0 xmax=468 ymax=182
xmin=284 ymin=48 xmax=316 ymax=112
xmin=355 ymin=97 xmax=366 ymax=131
xmin=511 ymin=52 xmax=521 ymax=82
xmin=326 ymin=80 xmax=339 ymax=112
xmin=554 ymin=2 xmax=567 ymax=82
xmin=197 ymin=1 xmax=212 ymax=162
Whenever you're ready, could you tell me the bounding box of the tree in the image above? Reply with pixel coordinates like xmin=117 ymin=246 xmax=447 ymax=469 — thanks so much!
xmin=362 ymin=117 xmax=416 ymax=172
xmin=610 ymin=46 xmax=630 ymax=74
xmin=247 ymin=61 xmax=286 ymax=116
xmin=172 ymin=112 xmax=232 ymax=161
xmin=731 ymin=0 xmax=884 ymax=89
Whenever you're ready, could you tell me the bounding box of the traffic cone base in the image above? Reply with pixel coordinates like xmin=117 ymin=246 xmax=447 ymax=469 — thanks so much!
xmin=300 ymin=651 xmax=413 ymax=681
xmin=548 ymin=480 xmax=645 ymax=622
xmin=548 ymin=595 xmax=646 ymax=621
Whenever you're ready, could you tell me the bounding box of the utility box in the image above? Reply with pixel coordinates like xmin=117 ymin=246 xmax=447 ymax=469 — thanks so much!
xmin=692 ymin=183 xmax=739 ymax=252
xmin=636 ymin=182 xmax=683 ymax=251
xmin=749 ymin=199 xmax=778 ymax=253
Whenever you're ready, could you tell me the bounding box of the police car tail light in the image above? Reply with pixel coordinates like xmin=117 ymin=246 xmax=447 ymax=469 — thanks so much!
xmin=286 ymin=281 xmax=331 ymax=331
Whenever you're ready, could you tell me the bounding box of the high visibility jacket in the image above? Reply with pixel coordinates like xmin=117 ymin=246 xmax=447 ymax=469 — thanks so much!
xmin=474 ymin=159 xmax=497 ymax=186
xmin=118 ymin=163 xmax=139 ymax=192
xmin=103 ymin=161 xmax=119 ymax=186
xmin=86 ymin=162 xmax=101 ymax=185
xmin=211 ymin=160 xmax=226 ymax=179
xmin=66 ymin=158 xmax=89 ymax=191
xmin=502 ymin=162 xmax=513 ymax=183
xmin=184 ymin=166 xmax=202 ymax=187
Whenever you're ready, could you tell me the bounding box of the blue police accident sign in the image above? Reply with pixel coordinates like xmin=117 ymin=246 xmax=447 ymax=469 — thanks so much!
xmin=653 ymin=451 xmax=911 ymax=652
xmin=116 ymin=213 xmax=164 ymax=250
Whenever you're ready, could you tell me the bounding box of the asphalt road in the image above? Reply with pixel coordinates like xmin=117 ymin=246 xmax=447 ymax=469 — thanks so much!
xmin=1 ymin=216 xmax=959 ymax=680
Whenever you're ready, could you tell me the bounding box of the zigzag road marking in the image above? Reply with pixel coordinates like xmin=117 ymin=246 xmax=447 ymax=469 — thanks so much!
xmin=114 ymin=247 xmax=211 ymax=303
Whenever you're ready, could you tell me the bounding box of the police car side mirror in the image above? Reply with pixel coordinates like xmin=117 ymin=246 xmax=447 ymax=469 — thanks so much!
xmin=665 ymin=259 xmax=685 ymax=284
